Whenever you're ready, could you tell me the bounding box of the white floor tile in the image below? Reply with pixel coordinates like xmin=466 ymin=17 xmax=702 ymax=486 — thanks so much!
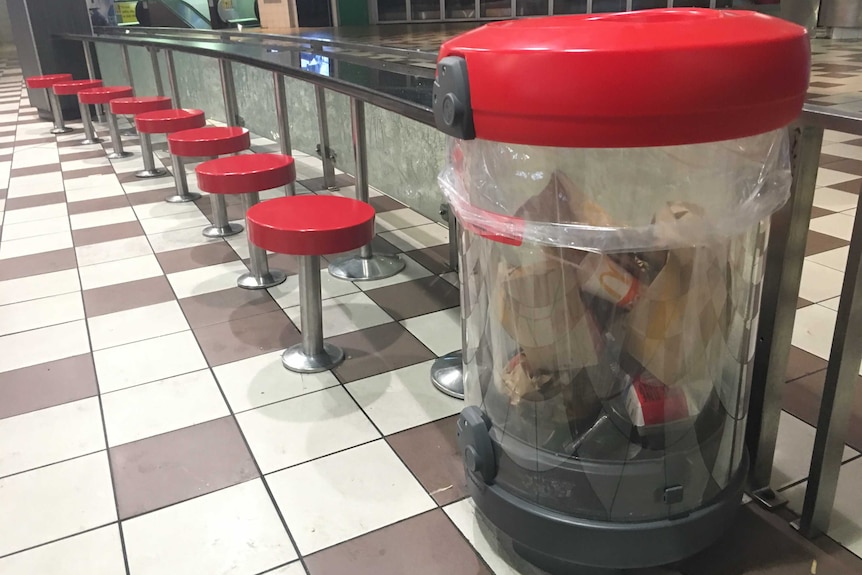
xmin=123 ymin=479 xmax=296 ymax=575
xmin=784 ymin=457 xmax=862 ymax=557
xmin=822 ymin=142 xmax=862 ymax=161
xmin=814 ymin=187 xmax=860 ymax=212
xmin=791 ymin=304 xmax=837 ymax=362
xmin=268 ymin=268 xmax=359 ymax=309
xmin=166 ymin=260 xmax=250 ymax=299
xmin=346 ymin=360 xmax=462 ymax=436
xmin=268 ymin=440 xmax=435 ymax=555
xmin=93 ymin=330 xmax=208 ymax=393
xmin=400 ymin=307 xmax=461 ymax=356
xmin=0 ymin=525 xmax=126 ymax=575
xmin=236 ymin=386 xmax=380 ymax=473
xmin=78 ymin=253 xmax=163 ymax=290
xmin=821 ymin=296 xmax=841 ymax=311
xmin=0 ymin=230 xmax=73 ymax=259
xmin=264 ymin=563 xmax=307 ymax=575
xmin=353 ymin=254 xmax=434 ymax=292
xmin=10 ymin=147 xmax=59 ymax=169
xmin=60 ymin=157 xmax=111 ymax=171
xmin=0 ymin=398 xmax=105 ymax=478
xmin=0 ymin=320 xmax=90 ymax=374
xmin=379 ymin=223 xmax=449 ymax=252
xmin=7 ymin=171 xmax=64 ymax=197
xmin=122 ymin=175 xmax=176 ymax=194
xmin=799 ymin=259 xmax=846 ymax=303
xmin=0 ymin=292 xmax=84 ymax=336
xmin=147 ymin=226 xmax=221 ymax=253
xmin=133 ymin=199 xmax=200 ymax=220
xmin=69 ymin=206 xmax=137 ymax=230
xmin=0 ymin=269 xmax=80 ymax=306
xmin=2 ymin=202 xmax=67 ymax=225
xmin=88 ymin=300 xmax=189 ymax=351
xmin=0 ymin=452 xmax=117 ymax=557
xmin=809 ymin=212 xmax=856 ymax=241
xmin=64 ymin=179 xmax=125 ymax=201
xmin=102 ymin=369 xmax=229 ymax=446
xmin=0 ymin=215 xmax=70 ymax=241
xmin=285 ymin=292 xmax=393 ymax=338
xmin=214 ymin=350 xmax=341 ymax=413
xmin=75 ymin=235 xmax=153 ymax=267
xmin=808 ymin=246 xmax=849 ymax=273
xmin=375 ymin=208 xmax=434 ymax=232
xmin=138 ymin=211 xmax=211 ymax=235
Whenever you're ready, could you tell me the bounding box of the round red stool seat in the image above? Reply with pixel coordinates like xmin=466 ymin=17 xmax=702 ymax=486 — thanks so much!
xmin=79 ymin=85 xmax=133 ymax=105
xmin=135 ymin=109 xmax=205 ymax=134
xmin=247 ymin=195 xmax=376 ymax=256
xmin=53 ymin=79 xmax=102 ymax=96
xmin=110 ymin=96 xmax=172 ymax=116
xmin=196 ymin=153 xmax=296 ymax=195
xmin=26 ymin=74 xmax=72 ymax=89
xmin=168 ymin=126 xmax=251 ymax=157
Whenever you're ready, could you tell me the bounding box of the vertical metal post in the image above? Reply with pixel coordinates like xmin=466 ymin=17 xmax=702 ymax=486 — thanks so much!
xmin=121 ymin=45 xmax=135 ymax=89
xmin=78 ymin=100 xmax=101 ymax=145
xmin=136 ymin=133 xmax=167 ymax=178
xmin=314 ymin=85 xmax=337 ymax=189
xmin=47 ymin=88 xmax=71 ymax=134
xmin=219 ymin=59 xmax=239 ymax=126
xmin=431 ymin=204 xmax=464 ymax=400
xmin=106 ymin=111 xmax=131 ymax=159
xmin=237 ymin=192 xmax=287 ymax=290
xmin=796 ymin=186 xmax=862 ymax=538
xmin=274 ymin=72 xmax=296 ymax=196
xmin=165 ymin=50 xmax=181 ymax=107
xmin=746 ymin=124 xmax=823 ymax=508
xmin=82 ymin=41 xmax=105 ymax=123
xmin=327 ymin=98 xmax=405 ymax=282
xmin=165 ymin=154 xmax=200 ymax=203
xmin=148 ymin=47 xmax=165 ymax=97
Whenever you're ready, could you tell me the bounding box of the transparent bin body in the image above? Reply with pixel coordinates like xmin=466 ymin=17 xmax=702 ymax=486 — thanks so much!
xmin=441 ymin=130 xmax=791 ymax=523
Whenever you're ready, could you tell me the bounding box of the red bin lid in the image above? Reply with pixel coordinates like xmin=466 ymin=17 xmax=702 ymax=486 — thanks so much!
xmin=433 ymin=9 xmax=810 ymax=148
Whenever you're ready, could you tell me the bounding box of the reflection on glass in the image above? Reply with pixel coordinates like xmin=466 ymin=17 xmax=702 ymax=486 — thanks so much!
xmin=517 ymin=0 xmax=549 ymax=16
xmin=592 ymin=0 xmax=627 ymax=12
xmin=554 ymin=0 xmax=587 ymax=14
xmin=413 ymin=0 xmax=442 ymax=19
xmin=300 ymin=53 xmax=330 ymax=77
xmin=632 ymin=0 xmax=668 ymax=9
xmin=377 ymin=0 xmax=407 ymax=21
xmin=447 ymin=0 xmax=476 ymax=19
xmin=481 ymin=0 xmax=512 ymax=18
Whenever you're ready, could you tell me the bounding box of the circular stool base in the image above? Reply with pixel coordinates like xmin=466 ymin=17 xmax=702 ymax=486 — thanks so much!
xmin=107 ymin=151 xmax=133 ymax=160
xmin=50 ymin=127 xmax=73 ymax=135
xmin=81 ymin=137 xmax=103 ymax=145
xmin=282 ymin=342 xmax=344 ymax=373
xmin=237 ymin=269 xmax=287 ymax=290
xmin=136 ymin=168 xmax=167 ymax=178
xmin=430 ymin=351 xmax=464 ymax=399
xmin=202 ymin=222 xmax=243 ymax=238
xmin=328 ymin=253 xmax=405 ymax=281
xmin=165 ymin=192 xmax=201 ymax=204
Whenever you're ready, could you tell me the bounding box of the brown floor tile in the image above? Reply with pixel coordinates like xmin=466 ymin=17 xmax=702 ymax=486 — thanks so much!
xmin=822 ymin=158 xmax=862 ymax=177
xmin=327 ymin=236 xmax=402 ymax=263
xmin=786 ymin=347 xmax=828 ymax=382
xmin=179 ymin=287 xmax=280 ymax=329
xmin=827 ymin=178 xmax=862 ymax=194
xmin=810 ymin=206 xmax=834 ymax=219
xmin=3 ymin=191 xmax=66 ymax=210
xmin=60 ymin=148 xmax=111 ymax=163
xmin=57 ymin=137 xmax=95 ymax=149
xmin=155 ymin=242 xmax=240 ymax=274
xmin=83 ymin=276 xmax=175 ymax=318
xmin=678 ymin=503 xmax=862 ymax=575
xmin=62 ymin=164 xmax=115 ymax=179
xmin=783 ymin=370 xmax=862 ymax=453
xmin=370 ymin=195 xmax=407 ymax=213
xmin=5 ymin=135 xmax=53 ymax=147
xmin=305 ymin=509 xmax=490 ymax=575
xmin=193 ymin=309 xmax=300 ymax=366
xmin=805 ymin=230 xmax=849 ymax=257
xmin=9 ymin=163 xmax=61 ymax=178
xmin=110 ymin=416 xmax=259 ymax=519
xmin=387 ymin=415 xmax=467 ymax=506
xmin=67 ymin=194 xmax=131 ymax=215
xmin=0 ymin=188 xmax=6 ymax=200
xmin=126 ymin=187 xmax=178 ymax=206
xmin=299 ymin=173 xmax=355 ymax=192
xmin=330 ymin=322 xmax=436 ymax=383
xmin=0 ymin=248 xmax=77 ymax=281
xmin=405 ymin=245 xmax=452 ymax=276
xmin=365 ymin=276 xmax=460 ymax=321
xmin=0 ymin=354 xmax=98 ymax=420
xmin=797 ymin=297 xmax=813 ymax=309
xmin=240 ymin=251 xmax=313 ymax=276
xmin=117 ymin=169 xmax=172 ymax=185
xmin=195 ymin=194 xmax=246 ymax=224
xmin=72 ymin=220 xmax=144 ymax=247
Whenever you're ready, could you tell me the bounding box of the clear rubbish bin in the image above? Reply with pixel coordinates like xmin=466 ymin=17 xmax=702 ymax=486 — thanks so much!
xmin=432 ymin=9 xmax=809 ymax=574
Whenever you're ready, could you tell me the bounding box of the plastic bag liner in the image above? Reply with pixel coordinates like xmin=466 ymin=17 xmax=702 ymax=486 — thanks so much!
xmin=438 ymin=129 xmax=791 ymax=252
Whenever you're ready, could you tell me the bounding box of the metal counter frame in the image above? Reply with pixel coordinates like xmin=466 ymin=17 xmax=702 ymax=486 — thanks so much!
xmin=58 ymin=27 xmax=859 ymax=541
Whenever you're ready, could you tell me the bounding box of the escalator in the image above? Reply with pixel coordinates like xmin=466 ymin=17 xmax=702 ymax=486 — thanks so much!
xmin=122 ymin=0 xmax=260 ymax=29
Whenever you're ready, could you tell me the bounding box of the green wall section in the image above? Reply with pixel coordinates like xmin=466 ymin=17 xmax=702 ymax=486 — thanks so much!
xmin=337 ymin=0 xmax=370 ymax=26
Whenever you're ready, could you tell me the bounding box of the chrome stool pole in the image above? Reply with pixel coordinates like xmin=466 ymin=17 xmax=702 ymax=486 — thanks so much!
xmin=238 ymin=192 xmax=287 ymax=290
xmin=430 ymin=202 xmax=464 ymax=400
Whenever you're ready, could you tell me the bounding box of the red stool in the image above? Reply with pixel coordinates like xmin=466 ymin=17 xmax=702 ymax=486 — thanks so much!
xmin=52 ymin=79 xmax=103 ymax=145
xmin=25 ymin=74 xmax=72 ymax=134
xmin=168 ymin=126 xmax=250 ymax=237
xmin=136 ymin=109 xmax=207 ymax=202
xmin=109 ymin=96 xmax=173 ymax=178
xmin=196 ymin=153 xmax=295 ymax=290
xmin=78 ymin=86 xmax=134 ymax=160
xmin=247 ymin=195 xmax=375 ymax=372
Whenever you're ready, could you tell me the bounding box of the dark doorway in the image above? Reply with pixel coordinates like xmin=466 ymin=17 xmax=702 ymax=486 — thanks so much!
xmin=296 ymin=0 xmax=333 ymax=27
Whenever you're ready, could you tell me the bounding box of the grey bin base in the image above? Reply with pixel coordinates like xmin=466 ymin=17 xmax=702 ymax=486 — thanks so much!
xmin=466 ymin=451 xmax=748 ymax=574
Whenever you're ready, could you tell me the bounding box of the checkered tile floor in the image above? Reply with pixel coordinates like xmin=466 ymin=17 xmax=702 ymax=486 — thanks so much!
xmin=3 ymin=40 xmax=862 ymax=574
